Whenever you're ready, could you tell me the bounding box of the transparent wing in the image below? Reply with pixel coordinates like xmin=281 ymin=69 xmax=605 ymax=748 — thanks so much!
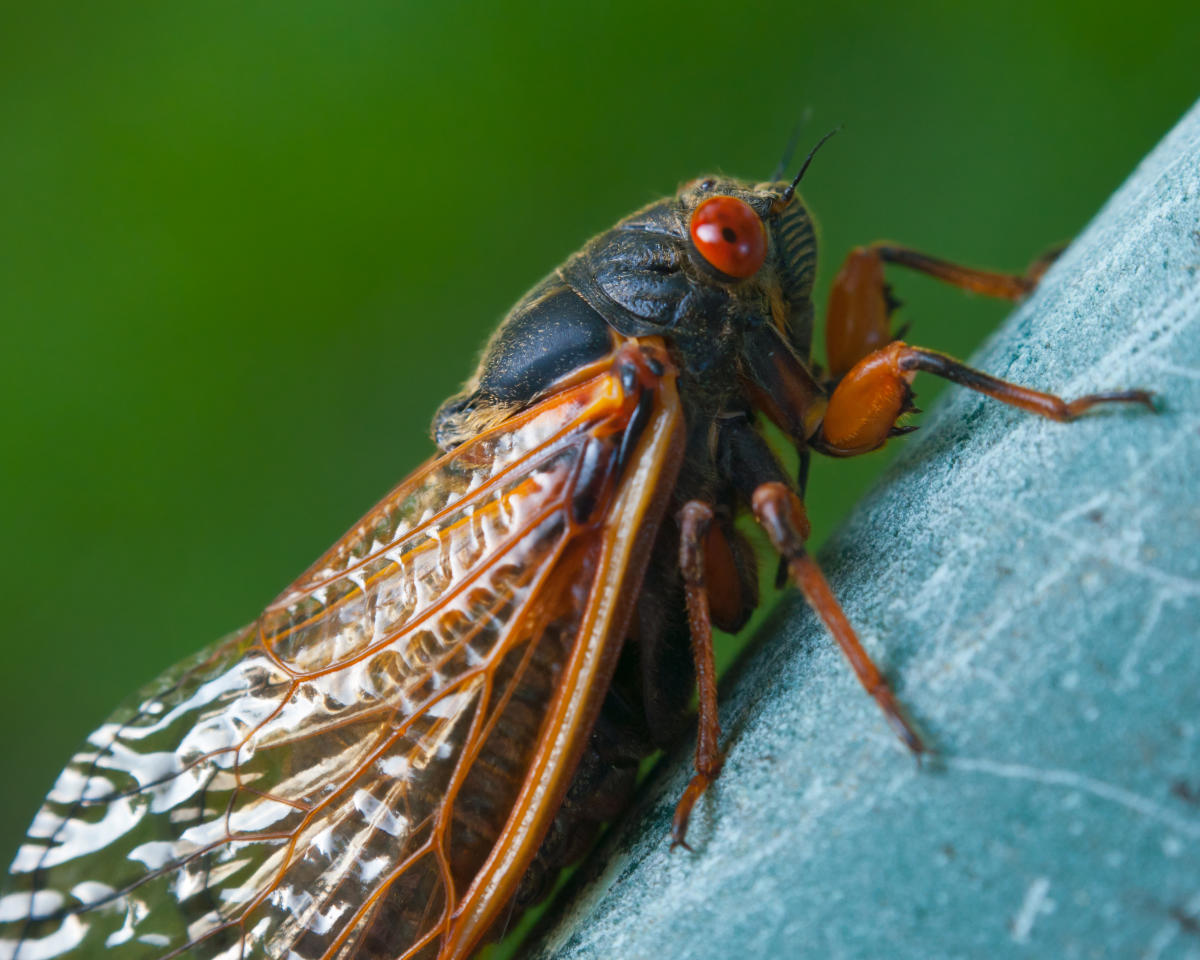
xmin=0 ymin=345 xmax=681 ymax=960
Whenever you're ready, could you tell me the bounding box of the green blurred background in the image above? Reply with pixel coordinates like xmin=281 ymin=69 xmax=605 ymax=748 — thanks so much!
xmin=1 ymin=0 xmax=1197 ymax=875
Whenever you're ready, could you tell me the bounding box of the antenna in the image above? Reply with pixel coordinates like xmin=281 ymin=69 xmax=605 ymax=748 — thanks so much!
xmin=780 ymin=126 xmax=842 ymax=204
xmin=769 ymin=107 xmax=813 ymax=182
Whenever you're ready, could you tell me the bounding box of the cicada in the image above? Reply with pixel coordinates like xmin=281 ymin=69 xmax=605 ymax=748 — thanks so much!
xmin=0 ymin=139 xmax=1153 ymax=960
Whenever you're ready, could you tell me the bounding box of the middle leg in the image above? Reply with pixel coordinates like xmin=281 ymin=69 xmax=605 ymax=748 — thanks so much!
xmin=751 ymin=481 xmax=925 ymax=755
xmin=717 ymin=417 xmax=925 ymax=754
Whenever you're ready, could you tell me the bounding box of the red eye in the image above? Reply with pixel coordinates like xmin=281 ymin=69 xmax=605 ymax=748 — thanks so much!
xmin=689 ymin=195 xmax=767 ymax=278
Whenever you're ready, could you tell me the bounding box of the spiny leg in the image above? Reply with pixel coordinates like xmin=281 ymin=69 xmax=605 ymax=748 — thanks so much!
xmin=814 ymin=340 xmax=1155 ymax=456
xmin=671 ymin=500 xmax=725 ymax=850
xmin=826 ymin=243 xmax=1060 ymax=378
xmin=874 ymin=244 xmax=1057 ymax=298
xmin=716 ymin=417 xmax=923 ymax=758
xmin=751 ymin=482 xmax=925 ymax=756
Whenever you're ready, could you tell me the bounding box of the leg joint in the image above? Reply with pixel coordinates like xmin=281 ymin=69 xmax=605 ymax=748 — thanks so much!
xmin=751 ymin=482 xmax=810 ymax=557
xmin=677 ymin=500 xmax=714 ymax=583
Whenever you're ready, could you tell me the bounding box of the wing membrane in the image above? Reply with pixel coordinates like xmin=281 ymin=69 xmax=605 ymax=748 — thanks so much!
xmin=0 ymin=346 xmax=681 ymax=960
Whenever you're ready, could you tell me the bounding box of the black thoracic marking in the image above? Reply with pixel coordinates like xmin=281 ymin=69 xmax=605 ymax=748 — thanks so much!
xmin=431 ymin=284 xmax=619 ymax=450
xmin=474 ymin=286 xmax=615 ymax=405
xmin=645 ymin=355 xmax=665 ymax=377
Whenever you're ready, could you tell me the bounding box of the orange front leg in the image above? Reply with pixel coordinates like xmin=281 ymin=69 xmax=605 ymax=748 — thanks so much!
xmin=815 ymin=340 xmax=1155 ymax=457
xmin=825 ymin=244 xmax=1059 ymax=378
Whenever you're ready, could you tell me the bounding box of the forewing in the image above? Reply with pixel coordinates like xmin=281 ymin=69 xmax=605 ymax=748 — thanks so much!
xmin=0 ymin=346 xmax=681 ymax=960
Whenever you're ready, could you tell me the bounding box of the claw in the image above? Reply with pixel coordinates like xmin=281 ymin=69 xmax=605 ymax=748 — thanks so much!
xmin=884 ymin=283 xmax=904 ymax=316
xmin=669 ymin=835 xmax=695 ymax=854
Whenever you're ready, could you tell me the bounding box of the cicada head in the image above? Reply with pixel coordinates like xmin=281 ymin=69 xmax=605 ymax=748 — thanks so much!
xmin=435 ymin=140 xmax=833 ymax=451
xmin=667 ymin=130 xmax=838 ymax=365
xmin=675 ymin=174 xmax=818 ymax=356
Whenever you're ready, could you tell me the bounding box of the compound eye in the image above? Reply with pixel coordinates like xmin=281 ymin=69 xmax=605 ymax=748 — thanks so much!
xmin=689 ymin=195 xmax=767 ymax=279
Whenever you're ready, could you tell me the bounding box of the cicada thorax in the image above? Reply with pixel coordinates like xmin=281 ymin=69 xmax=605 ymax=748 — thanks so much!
xmin=558 ymin=182 xmax=817 ymax=366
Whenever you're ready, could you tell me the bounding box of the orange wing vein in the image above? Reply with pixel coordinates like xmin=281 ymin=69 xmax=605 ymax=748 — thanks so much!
xmin=0 ymin=341 xmax=682 ymax=960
